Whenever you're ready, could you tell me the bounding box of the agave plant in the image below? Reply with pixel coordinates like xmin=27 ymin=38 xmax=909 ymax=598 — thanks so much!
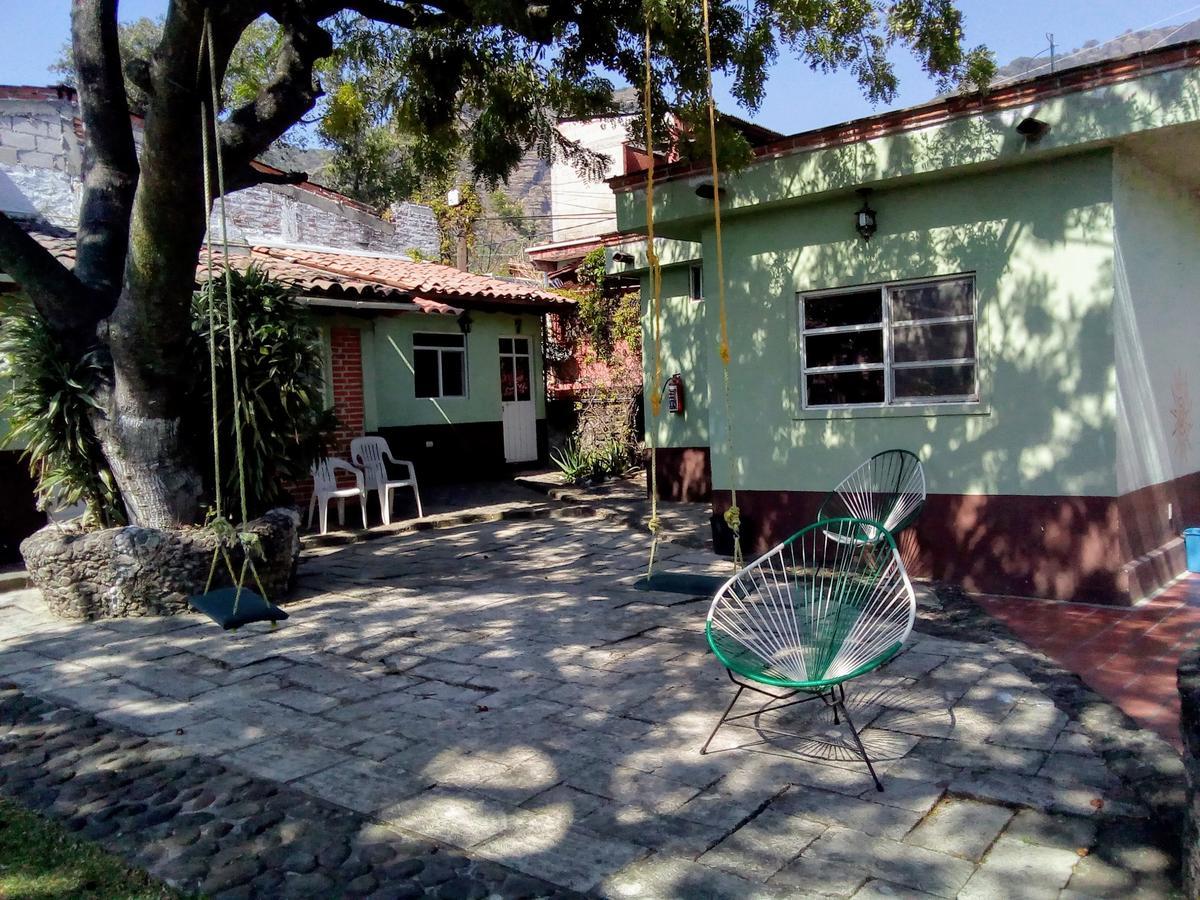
xmin=594 ymin=438 xmax=632 ymax=477
xmin=550 ymin=438 xmax=593 ymax=483
xmin=0 ymin=301 xmax=124 ymax=526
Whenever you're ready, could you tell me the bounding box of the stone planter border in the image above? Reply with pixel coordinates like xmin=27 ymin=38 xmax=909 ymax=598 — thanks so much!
xmin=20 ymin=508 xmax=300 ymax=620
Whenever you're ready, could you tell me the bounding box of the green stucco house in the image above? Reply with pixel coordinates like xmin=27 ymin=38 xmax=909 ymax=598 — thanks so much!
xmin=609 ymin=42 xmax=1200 ymax=605
xmin=2 ymin=234 xmax=571 ymax=558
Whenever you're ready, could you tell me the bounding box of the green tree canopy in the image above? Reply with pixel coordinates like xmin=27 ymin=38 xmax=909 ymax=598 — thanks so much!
xmin=0 ymin=0 xmax=993 ymax=529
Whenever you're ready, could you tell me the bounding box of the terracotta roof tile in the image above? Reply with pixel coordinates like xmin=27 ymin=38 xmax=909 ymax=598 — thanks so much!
xmin=252 ymin=246 xmax=573 ymax=309
xmin=16 ymin=228 xmax=570 ymax=316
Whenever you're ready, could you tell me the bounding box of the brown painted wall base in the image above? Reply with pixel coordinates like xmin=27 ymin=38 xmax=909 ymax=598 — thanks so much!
xmin=648 ymin=447 xmax=712 ymax=502
xmin=708 ymin=472 xmax=1200 ymax=606
xmin=375 ymin=420 xmax=548 ymax=484
xmin=1118 ymin=470 xmax=1200 ymax=601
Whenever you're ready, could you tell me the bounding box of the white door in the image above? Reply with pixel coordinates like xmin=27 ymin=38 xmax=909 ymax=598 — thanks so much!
xmin=500 ymin=336 xmax=538 ymax=463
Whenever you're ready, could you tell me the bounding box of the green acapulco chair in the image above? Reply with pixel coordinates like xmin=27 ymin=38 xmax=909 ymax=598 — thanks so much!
xmin=816 ymin=449 xmax=926 ymax=546
xmin=702 ymin=516 xmax=917 ymax=791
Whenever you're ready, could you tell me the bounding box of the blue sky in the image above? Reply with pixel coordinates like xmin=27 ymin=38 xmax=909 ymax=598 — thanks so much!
xmin=2 ymin=0 xmax=1197 ymax=135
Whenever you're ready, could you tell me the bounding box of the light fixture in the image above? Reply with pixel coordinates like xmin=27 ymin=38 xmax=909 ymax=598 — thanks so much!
xmin=855 ymin=188 xmax=877 ymax=242
xmin=456 ymin=311 xmax=472 ymax=334
xmin=612 ymin=251 xmax=635 ymax=265
xmin=514 ymin=318 xmax=522 ymax=334
xmin=1016 ymin=117 xmax=1051 ymax=143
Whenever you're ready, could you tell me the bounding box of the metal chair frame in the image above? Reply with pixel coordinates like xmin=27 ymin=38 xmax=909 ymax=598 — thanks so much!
xmin=702 ymin=516 xmax=917 ymax=792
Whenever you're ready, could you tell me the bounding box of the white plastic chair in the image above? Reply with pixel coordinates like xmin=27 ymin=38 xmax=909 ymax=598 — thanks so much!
xmin=308 ymin=458 xmax=367 ymax=534
xmin=350 ymin=436 xmax=424 ymax=525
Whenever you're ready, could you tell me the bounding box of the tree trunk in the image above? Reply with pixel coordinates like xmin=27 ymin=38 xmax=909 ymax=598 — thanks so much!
xmin=93 ymin=388 xmax=204 ymax=527
xmin=88 ymin=3 xmax=214 ymax=529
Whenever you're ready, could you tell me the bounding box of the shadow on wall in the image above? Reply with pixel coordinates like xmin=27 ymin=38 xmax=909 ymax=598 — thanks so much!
xmin=651 ymin=447 xmax=712 ymax=502
xmin=0 ymin=450 xmax=45 ymax=564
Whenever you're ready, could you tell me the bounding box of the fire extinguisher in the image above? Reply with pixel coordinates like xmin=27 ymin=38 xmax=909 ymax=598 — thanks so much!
xmin=665 ymin=373 xmax=685 ymax=414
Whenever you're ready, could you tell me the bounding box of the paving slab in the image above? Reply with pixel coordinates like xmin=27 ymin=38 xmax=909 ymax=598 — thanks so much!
xmin=474 ymin=809 xmax=649 ymax=893
xmin=0 ymin=511 xmax=1183 ymax=898
xmin=958 ymin=836 xmax=1081 ymax=900
xmin=600 ymin=854 xmax=794 ymax=900
xmin=698 ymin=808 xmax=825 ymax=880
xmin=380 ymin=786 xmax=528 ymax=848
xmin=768 ymin=785 xmax=925 ymax=839
xmin=903 ymin=796 xmax=1012 ymax=861
xmin=802 ymin=824 xmax=977 ymax=897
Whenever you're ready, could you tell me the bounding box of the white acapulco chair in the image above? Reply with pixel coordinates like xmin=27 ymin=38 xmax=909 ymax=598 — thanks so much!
xmin=308 ymin=457 xmax=368 ymax=535
xmin=816 ymin=449 xmax=927 ymax=545
xmin=703 ymin=516 xmax=917 ymax=791
xmin=350 ymin=436 xmax=424 ymax=525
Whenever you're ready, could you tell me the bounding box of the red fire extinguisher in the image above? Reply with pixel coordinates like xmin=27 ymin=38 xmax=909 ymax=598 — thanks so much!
xmin=666 ymin=373 xmax=685 ymax=414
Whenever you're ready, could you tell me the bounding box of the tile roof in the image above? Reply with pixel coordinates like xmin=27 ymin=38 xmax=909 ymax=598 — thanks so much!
xmin=17 ymin=227 xmax=572 ymax=316
xmin=252 ymin=246 xmax=572 ymax=310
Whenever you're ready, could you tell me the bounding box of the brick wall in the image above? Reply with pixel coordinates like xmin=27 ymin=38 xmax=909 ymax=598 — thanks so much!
xmin=329 ymin=326 xmax=365 ymax=458
xmin=217 ymin=186 xmax=438 ymax=257
xmin=285 ymin=325 xmax=365 ymax=513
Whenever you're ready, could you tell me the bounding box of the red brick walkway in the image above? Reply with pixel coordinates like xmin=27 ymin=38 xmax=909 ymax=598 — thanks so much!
xmin=974 ymin=574 xmax=1200 ymax=750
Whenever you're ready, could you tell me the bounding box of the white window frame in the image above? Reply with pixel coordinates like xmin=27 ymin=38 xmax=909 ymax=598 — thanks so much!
xmin=413 ymin=331 xmax=468 ymax=399
xmin=689 ymin=264 xmax=704 ymax=302
xmin=798 ymin=273 xmax=978 ymax=410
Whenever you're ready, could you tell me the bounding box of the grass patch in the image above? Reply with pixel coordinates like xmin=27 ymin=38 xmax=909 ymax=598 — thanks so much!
xmin=0 ymin=797 xmax=188 ymax=899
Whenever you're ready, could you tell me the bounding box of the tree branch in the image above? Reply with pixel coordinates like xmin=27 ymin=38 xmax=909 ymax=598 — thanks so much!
xmin=340 ymin=0 xmax=457 ymax=28
xmin=0 ymin=213 xmax=106 ymax=343
xmin=71 ymin=0 xmax=138 ymax=305
xmin=218 ymin=11 xmax=333 ymax=174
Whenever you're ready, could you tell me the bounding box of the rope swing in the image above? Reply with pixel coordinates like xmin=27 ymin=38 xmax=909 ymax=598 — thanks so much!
xmin=188 ymin=11 xmax=287 ymax=631
xmin=643 ymin=20 xmax=666 ymax=578
xmin=700 ymin=0 xmax=745 ymax=569
xmin=640 ymin=0 xmax=746 ymax=580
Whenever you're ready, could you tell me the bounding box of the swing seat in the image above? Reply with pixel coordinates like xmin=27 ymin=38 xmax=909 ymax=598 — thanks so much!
xmin=634 ymin=572 xmax=726 ymax=596
xmin=188 ymin=587 xmax=288 ymax=630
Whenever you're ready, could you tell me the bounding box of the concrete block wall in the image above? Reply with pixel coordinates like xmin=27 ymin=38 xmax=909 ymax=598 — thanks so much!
xmin=0 ymin=92 xmax=439 ymax=259
xmin=0 ymin=98 xmax=81 ymax=228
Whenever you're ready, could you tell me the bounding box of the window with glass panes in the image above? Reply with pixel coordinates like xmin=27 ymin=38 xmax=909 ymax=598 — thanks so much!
xmin=499 ymin=336 xmax=532 ymax=402
xmin=413 ymin=332 xmax=467 ymax=399
xmin=799 ymin=275 xmax=977 ymax=408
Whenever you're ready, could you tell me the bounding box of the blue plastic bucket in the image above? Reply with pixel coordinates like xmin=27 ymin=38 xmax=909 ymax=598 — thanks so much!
xmin=1186 ymin=527 xmax=1200 ymax=574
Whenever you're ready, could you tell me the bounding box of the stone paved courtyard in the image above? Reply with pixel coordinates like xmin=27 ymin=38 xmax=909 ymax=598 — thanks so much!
xmin=0 ymin=515 xmax=1185 ymax=898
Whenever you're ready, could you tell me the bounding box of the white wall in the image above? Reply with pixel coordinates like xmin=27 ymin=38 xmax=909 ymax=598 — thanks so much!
xmin=1113 ymin=149 xmax=1200 ymax=495
xmin=550 ymin=117 xmax=629 ymax=243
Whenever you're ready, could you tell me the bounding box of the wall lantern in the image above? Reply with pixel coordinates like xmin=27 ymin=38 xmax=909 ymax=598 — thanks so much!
xmin=1016 ymin=116 xmax=1051 ymax=143
xmin=854 ymin=188 xmax=877 ymax=242
xmin=456 ymin=311 xmax=473 ymax=334
xmin=514 ymin=318 xmax=522 ymax=334
xmin=612 ymin=251 xmax=635 ymax=265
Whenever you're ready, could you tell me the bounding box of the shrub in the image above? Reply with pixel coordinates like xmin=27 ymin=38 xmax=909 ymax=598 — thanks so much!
xmin=0 ymin=302 xmax=124 ymax=526
xmin=188 ymin=266 xmax=336 ymax=518
xmin=0 ymin=267 xmax=334 ymax=527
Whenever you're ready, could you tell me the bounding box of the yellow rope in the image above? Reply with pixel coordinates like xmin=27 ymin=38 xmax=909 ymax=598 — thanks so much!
xmin=643 ymin=21 xmax=665 ymax=578
xmin=197 ymin=12 xmax=270 ymax=618
xmin=700 ymin=0 xmax=744 ymax=568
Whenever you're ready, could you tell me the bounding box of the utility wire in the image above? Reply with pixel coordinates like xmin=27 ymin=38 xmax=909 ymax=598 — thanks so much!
xmin=993 ymin=2 xmax=1200 ymax=85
